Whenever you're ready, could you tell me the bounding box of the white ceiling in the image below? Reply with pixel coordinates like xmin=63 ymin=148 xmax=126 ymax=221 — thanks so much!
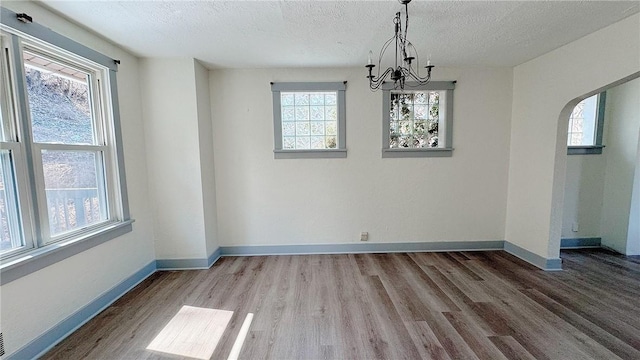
xmin=36 ymin=0 xmax=639 ymax=69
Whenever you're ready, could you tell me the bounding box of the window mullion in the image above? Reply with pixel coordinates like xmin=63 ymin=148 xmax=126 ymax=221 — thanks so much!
xmin=7 ymin=33 xmax=43 ymax=248
xmin=29 ymin=142 xmax=51 ymax=245
xmin=93 ymin=77 xmax=106 ymax=146
xmin=36 ymin=143 xmax=107 ymax=152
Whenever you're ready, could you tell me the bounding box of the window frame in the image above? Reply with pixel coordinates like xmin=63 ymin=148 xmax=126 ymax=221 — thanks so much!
xmin=271 ymin=82 xmax=347 ymax=159
xmin=1 ymin=33 xmax=36 ymax=260
xmin=567 ymin=92 xmax=606 ymax=155
xmin=0 ymin=7 xmax=132 ymax=285
xmin=381 ymin=81 xmax=455 ymax=158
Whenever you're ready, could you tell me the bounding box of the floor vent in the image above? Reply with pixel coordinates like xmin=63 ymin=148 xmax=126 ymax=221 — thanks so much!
xmin=0 ymin=332 xmax=5 ymax=356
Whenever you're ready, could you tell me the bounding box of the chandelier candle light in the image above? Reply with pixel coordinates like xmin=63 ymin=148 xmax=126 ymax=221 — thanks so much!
xmin=366 ymin=0 xmax=434 ymax=91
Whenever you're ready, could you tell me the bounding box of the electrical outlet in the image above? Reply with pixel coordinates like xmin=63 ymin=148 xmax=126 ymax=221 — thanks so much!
xmin=572 ymin=222 xmax=579 ymax=232
xmin=360 ymin=232 xmax=369 ymax=241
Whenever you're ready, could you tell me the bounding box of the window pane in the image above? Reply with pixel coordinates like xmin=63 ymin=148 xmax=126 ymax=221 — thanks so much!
xmin=568 ymin=94 xmax=598 ymax=146
xmin=23 ymin=51 xmax=96 ymax=145
xmin=390 ymin=91 xmax=440 ymax=148
xmin=1 ymin=37 xmax=16 ymax=142
xmin=42 ymin=150 xmax=107 ymax=237
xmin=0 ymin=150 xmax=24 ymax=253
xmin=281 ymin=91 xmax=338 ymax=150
xmin=0 ymin=80 xmax=10 ymax=142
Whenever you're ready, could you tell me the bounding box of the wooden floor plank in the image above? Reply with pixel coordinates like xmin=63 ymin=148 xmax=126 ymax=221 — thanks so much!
xmin=489 ymin=336 xmax=537 ymax=360
xmin=41 ymin=249 xmax=640 ymax=360
xmin=443 ymin=311 xmax=508 ymax=360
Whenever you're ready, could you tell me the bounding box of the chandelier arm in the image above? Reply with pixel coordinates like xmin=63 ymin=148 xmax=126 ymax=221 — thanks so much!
xmin=405 ymin=40 xmax=422 ymax=76
xmin=369 ymin=67 xmax=395 ymax=90
xmin=378 ymin=35 xmax=396 ymax=65
xmin=371 ymin=67 xmax=395 ymax=85
xmin=371 ymin=37 xmax=396 ymax=80
xmin=406 ymin=68 xmax=431 ymax=84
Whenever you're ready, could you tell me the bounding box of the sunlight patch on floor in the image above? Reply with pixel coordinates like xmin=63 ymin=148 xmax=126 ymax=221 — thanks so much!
xmin=227 ymin=313 xmax=254 ymax=360
xmin=146 ymin=305 xmax=233 ymax=360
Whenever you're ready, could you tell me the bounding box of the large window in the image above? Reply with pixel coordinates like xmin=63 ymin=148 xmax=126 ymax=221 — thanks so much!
xmin=0 ymin=8 xmax=130 ymax=282
xmin=567 ymin=92 xmax=606 ymax=155
xmin=271 ymin=82 xmax=346 ymax=159
xmin=382 ymin=82 xmax=455 ymax=157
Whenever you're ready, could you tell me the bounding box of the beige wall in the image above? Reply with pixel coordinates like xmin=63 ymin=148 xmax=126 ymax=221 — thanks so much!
xmin=560 ymin=78 xmax=640 ymax=248
xmin=505 ymin=13 xmax=639 ymax=259
xmin=628 ymin=126 xmax=640 ymax=255
xmin=140 ymin=58 xmax=214 ymax=260
xmin=562 ymin=155 xmax=606 ymax=239
xmin=210 ymin=67 xmax=513 ymax=247
xmin=194 ymin=60 xmax=220 ymax=257
xmin=601 ymin=78 xmax=640 ymax=254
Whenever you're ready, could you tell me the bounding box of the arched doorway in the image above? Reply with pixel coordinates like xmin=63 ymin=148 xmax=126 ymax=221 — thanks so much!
xmin=551 ymin=74 xmax=640 ymax=260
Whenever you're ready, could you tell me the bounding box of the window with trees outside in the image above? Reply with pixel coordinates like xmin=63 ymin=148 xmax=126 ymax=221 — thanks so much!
xmin=382 ymin=81 xmax=455 ymax=157
xmin=0 ymin=9 xmax=131 ymax=283
xmin=567 ymin=92 xmax=606 ymax=155
xmin=271 ymin=82 xmax=347 ymax=159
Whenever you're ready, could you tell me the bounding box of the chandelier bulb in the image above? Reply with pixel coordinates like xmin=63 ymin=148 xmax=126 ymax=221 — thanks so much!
xmin=368 ymin=50 xmax=373 ymax=65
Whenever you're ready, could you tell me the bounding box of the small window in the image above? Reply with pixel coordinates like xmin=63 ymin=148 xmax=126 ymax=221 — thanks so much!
xmin=567 ymin=92 xmax=606 ymax=155
xmin=271 ymin=82 xmax=346 ymax=159
xmin=382 ymin=81 xmax=455 ymax=158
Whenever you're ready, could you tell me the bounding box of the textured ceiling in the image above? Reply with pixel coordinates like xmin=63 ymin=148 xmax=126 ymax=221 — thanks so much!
xmin=35 ymin=0 xmax=640 ymax=69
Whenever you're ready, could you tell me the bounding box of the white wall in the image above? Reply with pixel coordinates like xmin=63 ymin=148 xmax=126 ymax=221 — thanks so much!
xmin=0 ymin=1 xmax=156 ymax=357
xmin=210 ymin=67 xmax=513 ymax=247
xmin=562 ymin=155 xmax=605 ymax=238
xmin=139 ymin=58 xmax=209 ymax=260
xmin=601 ymin=78 xmax=640 ymax=254
xmin=505 ymin=13 xmax=640 ymax=259
xmin=194 ymin=60 xmax=220 ymax=257
xmin=628 ymin=130 xmax=640 ymax=255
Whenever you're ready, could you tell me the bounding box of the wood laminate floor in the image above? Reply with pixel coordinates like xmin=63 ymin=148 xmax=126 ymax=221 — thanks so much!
xmin=43 ymin=249 xmax=640 ymax=360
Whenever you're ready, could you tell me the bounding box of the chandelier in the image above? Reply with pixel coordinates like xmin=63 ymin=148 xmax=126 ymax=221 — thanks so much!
xmin=366 ymin=0 xmax=434 ymax=91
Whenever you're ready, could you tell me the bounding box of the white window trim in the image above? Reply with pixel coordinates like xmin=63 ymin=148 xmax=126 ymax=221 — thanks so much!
xmin=271 ymin=81 xmax=347 ymax=159
xmin=0 ymin=7 xmax=132 ymax=285
xmin=381 ymin=81 xmax=455 ymax=158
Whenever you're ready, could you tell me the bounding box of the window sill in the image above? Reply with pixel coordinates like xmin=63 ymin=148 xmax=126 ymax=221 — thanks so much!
xmin=0 ymin=220 xmax=134 ymax=285
xmin=274 ymin=149 xmax=347 ymax=159
xmin=382 ymin=148 xmax=454 ymax=158
xmin=567 ymin=145 xmax=604 ymax=155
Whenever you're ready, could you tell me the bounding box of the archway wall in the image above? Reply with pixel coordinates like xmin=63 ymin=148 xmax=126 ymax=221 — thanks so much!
xmin=505 ymin=13 xmax=640 ymax=260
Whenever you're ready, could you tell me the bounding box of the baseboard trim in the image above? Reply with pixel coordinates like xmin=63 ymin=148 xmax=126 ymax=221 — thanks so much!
xmin=155 ymin=258 xmax=210 ymax=270
xmin=208 ymin=247 xmax=222 ymax=267
xmin=6 ymin=260 xmax=156 ymax=360
xmin=220 ymin=240 xmax=505 ymax=256
xmin=156 ymin=247 xmax=223 ymax=271
xmin=560 ymin=237 xmax=601 ymax=248
xmin=504 ymin=241 xmax=562 ymax=271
